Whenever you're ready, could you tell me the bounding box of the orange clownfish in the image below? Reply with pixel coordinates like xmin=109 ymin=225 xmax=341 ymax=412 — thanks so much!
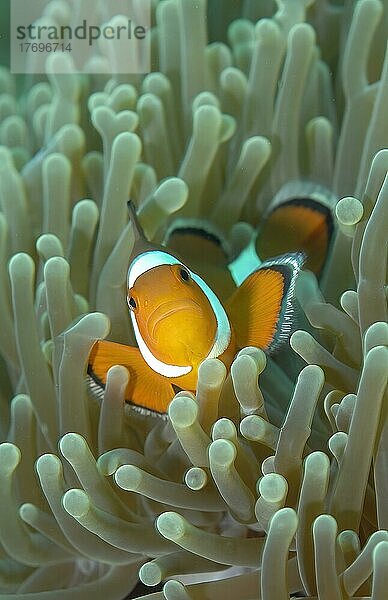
xmin=88 ymin=204 xmax=304 ymax=416
xmin=256 ymin=181 xmax=336 ymax=277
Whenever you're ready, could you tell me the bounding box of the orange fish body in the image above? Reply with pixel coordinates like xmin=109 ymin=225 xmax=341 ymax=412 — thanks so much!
xmin=126 ymin=253 xmax=238 ymax=391
xmin=88 ymin=204 xmax=304 ymax=415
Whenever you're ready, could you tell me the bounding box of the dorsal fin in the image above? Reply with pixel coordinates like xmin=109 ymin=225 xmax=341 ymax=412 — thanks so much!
xmin=127 ymin=200 xmax=155 ymax=257
xmin=127 ymin=201 xmax=185 ymax=268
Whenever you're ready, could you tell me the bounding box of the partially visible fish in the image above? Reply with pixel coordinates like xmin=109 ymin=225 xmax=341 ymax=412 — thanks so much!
xmin=163 ymin=217 xmax=236 ymax=301
xmin=88 ymin=203 xmax=304 ymax=415
xmin=256 ymin=181 xmax=336 ymax=277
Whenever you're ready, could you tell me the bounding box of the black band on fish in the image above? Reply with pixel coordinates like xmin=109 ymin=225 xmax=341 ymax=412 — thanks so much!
xmin=163 ymin=218 xmax=231 ymax=259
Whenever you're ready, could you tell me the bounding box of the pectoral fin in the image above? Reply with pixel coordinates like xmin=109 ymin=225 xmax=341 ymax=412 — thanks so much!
xmin=226 ymin=253 xmax=304 ymax=352
xmin=88 ymin=340 xmax=175 ymax=415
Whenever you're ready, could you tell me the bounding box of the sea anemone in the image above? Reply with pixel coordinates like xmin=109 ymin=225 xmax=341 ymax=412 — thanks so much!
xmin=0 ymin=0 xmax=387 ymax=598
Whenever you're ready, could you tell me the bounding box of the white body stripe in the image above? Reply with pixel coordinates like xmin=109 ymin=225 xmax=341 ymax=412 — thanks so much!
xmin=130 ymin=312 xmax=192 ymax=377
xmin=190 ymin=272 xmax=231 ymax=359
xmin=127 ymin=251 xmax=231 ymax=378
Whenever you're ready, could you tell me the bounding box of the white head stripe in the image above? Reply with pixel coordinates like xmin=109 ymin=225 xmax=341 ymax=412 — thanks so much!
xmin=128 ymin=251 xmax=181 ymax=288
xmin=128 ymin=250 xmax=231 ymax=376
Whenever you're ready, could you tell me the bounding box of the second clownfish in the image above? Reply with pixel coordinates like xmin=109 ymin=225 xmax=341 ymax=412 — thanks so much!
xmin=256 ymin=180 xmax=336 ymax=277
xmin=88 ymin=203 xmax=304 ymax=415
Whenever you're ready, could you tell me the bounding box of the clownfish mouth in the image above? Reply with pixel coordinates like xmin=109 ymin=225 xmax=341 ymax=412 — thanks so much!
xmin=148 ymin=299 xmax=204 ymax=341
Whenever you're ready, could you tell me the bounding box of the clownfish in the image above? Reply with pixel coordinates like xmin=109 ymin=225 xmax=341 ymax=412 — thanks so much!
xmin=87 ymin=203 xmax=304 ymax=415
xmin=256 ymin=181 xmax=336 ymax=277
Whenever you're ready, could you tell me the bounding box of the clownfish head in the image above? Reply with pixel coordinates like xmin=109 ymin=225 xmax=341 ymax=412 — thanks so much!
xmin=127 ymin=250 xmax=232 ymax=384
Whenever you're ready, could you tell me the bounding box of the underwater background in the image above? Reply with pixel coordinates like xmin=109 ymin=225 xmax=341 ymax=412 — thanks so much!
xmin=0 ymin=0 xmax=387 ymax=598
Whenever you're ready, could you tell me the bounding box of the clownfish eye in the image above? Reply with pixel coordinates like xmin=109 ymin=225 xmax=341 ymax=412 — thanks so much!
xmin=128 ymin=296 xmax=137 ymax=310
xmin=179 ymin=267 xmax=190 ymax=282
